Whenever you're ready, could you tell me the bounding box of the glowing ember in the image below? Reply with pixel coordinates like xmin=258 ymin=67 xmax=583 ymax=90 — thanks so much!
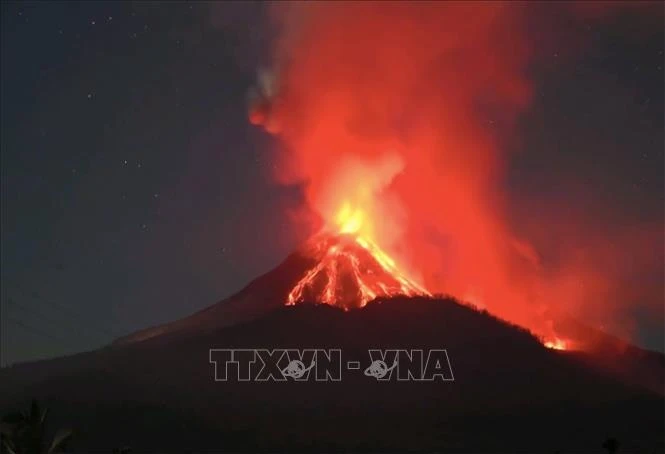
xmin=287 ymin=204 xmax=430 ymax=309
xmin=544 ymin=338 xmax=568 ymax=351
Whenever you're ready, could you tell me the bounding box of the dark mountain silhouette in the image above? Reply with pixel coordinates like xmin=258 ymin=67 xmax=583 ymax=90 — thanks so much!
xmin=113 ymin=232 xmax=430 ymax=346
xmin=1 ymin=242 xmax=663 ymax=452
xmin=112 ymin=241 xmax=314 ymax=346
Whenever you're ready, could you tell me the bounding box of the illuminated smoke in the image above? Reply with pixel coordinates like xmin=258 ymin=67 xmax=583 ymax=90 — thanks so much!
xmin=248 ymin=2 xmax=662 ymax=348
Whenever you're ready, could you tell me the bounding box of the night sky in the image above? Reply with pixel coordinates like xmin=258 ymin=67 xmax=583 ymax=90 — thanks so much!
xmin=1 ymin=2 xmax=663 ymax=365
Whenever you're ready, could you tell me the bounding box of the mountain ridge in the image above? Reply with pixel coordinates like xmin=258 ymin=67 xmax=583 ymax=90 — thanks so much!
xmin=1 ymin=297 xmax=663 ymax=452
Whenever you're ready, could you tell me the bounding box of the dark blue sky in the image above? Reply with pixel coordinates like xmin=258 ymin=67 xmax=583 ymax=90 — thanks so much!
xmin=1 ymin=2 xmax=662 ymax=365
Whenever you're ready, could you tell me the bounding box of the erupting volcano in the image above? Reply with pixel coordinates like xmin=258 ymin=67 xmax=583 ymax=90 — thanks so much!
xmin=240 ymin=1 xmax=665 ymax=357
xmin=287 ymin=202 xmax=430 ymax=310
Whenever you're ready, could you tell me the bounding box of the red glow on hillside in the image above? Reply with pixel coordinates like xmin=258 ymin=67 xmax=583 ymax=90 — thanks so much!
xmin=247 ymin=2 xmax=661 ymax=352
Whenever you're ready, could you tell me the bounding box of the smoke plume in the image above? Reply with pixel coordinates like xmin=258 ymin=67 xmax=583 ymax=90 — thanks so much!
xmin=249 ymin=2 xmax=663 ymax=347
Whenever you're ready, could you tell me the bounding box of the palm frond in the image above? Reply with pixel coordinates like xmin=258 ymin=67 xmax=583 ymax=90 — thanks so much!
xmin=1 ymin=437 xmax=18 ymax=454
xmin=47 ymin=428 xmax=73 ymax=454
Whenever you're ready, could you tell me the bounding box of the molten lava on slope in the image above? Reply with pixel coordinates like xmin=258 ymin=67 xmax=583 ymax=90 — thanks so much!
xmin=287 ymin=232 xmax=430 ymax=310
xmin=286 ymin=200 xmax=430 ymax=309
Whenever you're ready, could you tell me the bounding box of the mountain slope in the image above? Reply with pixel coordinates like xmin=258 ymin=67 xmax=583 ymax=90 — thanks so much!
xmin=1 ymin=297 xmax=662 ymax=453
xmin=114 ymin=232 xmax=428 ymax=345
xmin=112 ymin=245 xmax=314 ymax=345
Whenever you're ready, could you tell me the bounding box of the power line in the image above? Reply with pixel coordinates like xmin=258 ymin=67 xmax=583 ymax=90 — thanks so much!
xmin=5 ymin=313 xmax=73 ymax=348
xmin=6 ymin=282 xmax=117 ymax=338
xmin=1 ymin=255 xmax=120 ymax=366
xmin=5 ymin=296 xmax=110 ymax=344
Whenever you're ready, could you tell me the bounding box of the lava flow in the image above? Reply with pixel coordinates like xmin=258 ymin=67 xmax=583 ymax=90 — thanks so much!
xmin=287 ymin=204 xmax=430 ymax=310
xmin=286 ymin=204 xmax=571 ymax=350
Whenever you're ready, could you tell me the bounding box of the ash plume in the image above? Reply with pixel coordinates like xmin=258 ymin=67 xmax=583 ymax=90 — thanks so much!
xmin=247 ymin=2 xmax=663 ymax=347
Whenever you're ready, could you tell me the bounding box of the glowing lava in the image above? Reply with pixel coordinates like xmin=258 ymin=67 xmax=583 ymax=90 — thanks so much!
xmin=287 ymin=203 xmax=430 ymax=310
xmin=286 ymin=203 xmax=574 ymax=351
xmin=544 ymin=338 xmax=568 ymax=351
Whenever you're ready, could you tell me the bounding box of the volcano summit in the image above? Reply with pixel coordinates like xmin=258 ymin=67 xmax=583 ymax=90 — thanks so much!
xmin=287 ymin=233 xmax=429 ymax=310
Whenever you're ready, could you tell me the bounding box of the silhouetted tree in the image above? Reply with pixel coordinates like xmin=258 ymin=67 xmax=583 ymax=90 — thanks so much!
xmin=112 ymin=448 xmax=132 ymax=454
xmin=602 ymin=437 xmax=620 ymax=454
xmin=0 ymin=400 xmax=72 ymax=454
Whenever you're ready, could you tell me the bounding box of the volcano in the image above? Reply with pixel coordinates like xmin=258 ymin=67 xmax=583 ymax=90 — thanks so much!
xmin=0 ymin=243 xmax=663 ymax=452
